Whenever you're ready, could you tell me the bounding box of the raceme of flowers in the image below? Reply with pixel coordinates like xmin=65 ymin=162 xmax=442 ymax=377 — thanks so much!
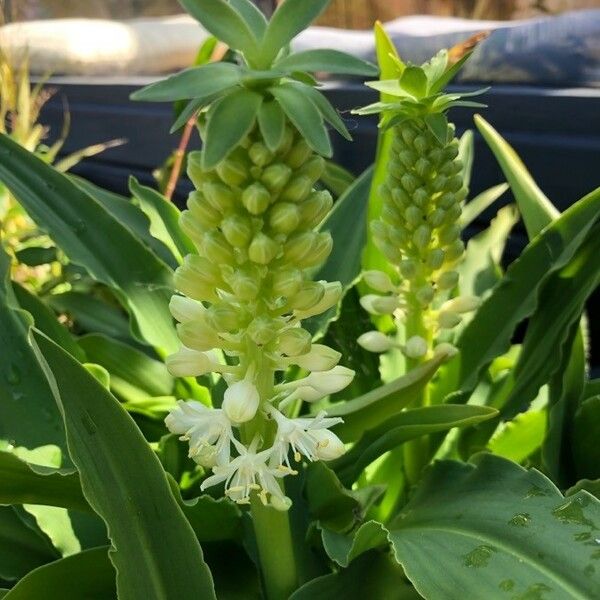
xmin=164 ymin=123 xmax=353 ymax=511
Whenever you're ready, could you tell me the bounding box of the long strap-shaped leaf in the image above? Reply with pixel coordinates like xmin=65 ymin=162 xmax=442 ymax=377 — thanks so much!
xmin=0 ymin=134 xmax=178 ymax=352
xmin=31 ymin=331 xmax=216 ymax=599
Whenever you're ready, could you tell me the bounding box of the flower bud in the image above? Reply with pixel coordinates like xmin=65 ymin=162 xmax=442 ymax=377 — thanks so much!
xmin=249 ymin=142 xmax=273 ymax=167
xmin=289 ymin=282 xmax=325 ymax=311
xmin=304 ymin=366 xmax=354 ymax=395
xmin=413 ymin=225 xmax=432 ymax=251
xmin=401 ymin=126 xmax=417 ymax=145
xmin=270 ymin=495 xmax=293 ymax=512
xmin=290 ymin=344 xmax=340 ymax=371
xmin=360 ymin=294 xmax=399 ymax=315
xmin=202 ymin=182 xmax=236 ymax=212
xmin=404 ymin=335 xmax=428 ymax=359
xmin=175 ymin=256 xmax=220 ymax=301
xmin=439 ymin=192 xmax=456 ymax=209
xmin=169 ymin=295 xmax=205 ymax=323
xmin=431 ymin=174 xmax=448 ymax=193
xmin=427 ymin=208 xmax=446 ymax=228
xmin=401 ymin=173 xmax=419 ymax=193
xmin=278 ymin=127 xmax=295 ymax=155
xmin=438 ymin=311 xmax=462 ymax=329
xmin=444 ymin=143 xmax=459 ymax=161
xmin=221 ymin=214 xmax=253 ymax=247
xmin=294 ymin=281 xmax=342 ymax=319
xmin=269 ymin=202 xmax=300 ymax=234
xmin=300 ymin=190 xmax=333 ymax=228
xmin=445 ymin=239 xmax=465 ymax=262
xmin=447 ymin=175 xmax=463 ymax=193
xmin=247 ymin=316 xmax=279 ymax=345
xmin=398 ymin=150 xmax=416 ymax=168
xmin=413 ymin=135 xmax=429 ymax=154
xmin=399 ymin=259 xmax=418 ymax=280
xmin=444 ymin=203 xmax=462 ymax=224
xmin=441 ymin=295 xmax=481 ymax=314
xmin=405 ymin=206 xmax=423 ymax=229
xmin=286 ymin=139 xmax=312 ymax=168
xmin=188 ymin=192 xmax=221 ymax=227
xmin=357 ymin=331 xmax=394 ymax=353
xmin=391 ymin=187 xmax=410 ymax=209
xmin=413 ymin=187 xmax=429 ymax=207
xmin=179 ymin=210 xmax=205 ymax=247
xmin=388 ymin=226 xmax=410 ymax=247
xmin=381 ymin=203 xmax=402 ymax=227
xmin=248 ymin=232 xmax=279 ymax=265
xmin=166 ymin=347 xmax=213 ymax=377
xmin=205 ymin=304 xmax=240 ymax=332
xmin=434 ymin=342 xmax=459 ymax=359
xmin=186 ymin=151 xmax=205 ymax=188
xmin=415 ymin=158 xmax=431 ymax=178
xmin=379 ymin=241 xmax=403 ymax=264
xmin=437 ymin=270 xmax=459 ymax=290
xmin=283 ymin=232 xmax=316 ymax=264
xmin=177 ymin=321 xmax=219 ymax=351
xmin=363 ymin=270 xmax=395 ymax=293
xmin=228 ymin=270 xmax=260 ymax=300
xmin=262 ymin=164 xmax=292 ymax=194
xmin=427 ymin=248 xmax=445 ymax=270
xmin=438 ymin=224 xmax=461 ymax=245
xmin=415 ymin=284 xmax=434 ymax=307
xmin=278 ymin=328 xmax=312 ymax=356
xmin=312 ymin=429 xmax=345 ymax=461
xmin=281 ymin=176 xmax=313 ymax=203
xmin=216 ymin=158 xmax=248 ymax=187
xmin=222 ymin=380 xmax=259 ymax=424
xmin=203 ymin=231 xmax=234 ymax=264
xmin=297 ymin=233 xmax=332 ymax=268
xmin=272 ymin=269 xmax=302 ymax=298
xmin=242 ymin=182 xmax=271 ymax=215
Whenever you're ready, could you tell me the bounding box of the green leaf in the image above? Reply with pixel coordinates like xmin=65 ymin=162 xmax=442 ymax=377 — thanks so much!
xmin=131 ymin=62 xmax=241 ymax=102
xmin=454 ymin=186 xmax=600 ymax=395
xmin=387 ymin=454 xmax=600 ymax=599
xmin=31 ymin=331 xmax=216 ymax=599
xmin=228 ymin=0 xmax=267 ymax=38
xmin=334 ymin=405 xmax=498 ymax=485
xmin=203 ymin=88 xmax=262 ymax=169
xmin=179 ymin=0 xmax=258 ymax=59
xmin=290 ymin=552 xmax=419 ymax=599
xmin=327 ymin=352 xmax=449 ymax=442
xmin=424 ymin=113 xmax=448 ymax=145
xmin=169 ymin=96 xmax=205 ymax=134
xmin=429 ymin=51 xmax=472 ymax=94
xmin=488 ymin=410 xmax=546 ymax=463
xmin=257 ymin=99 xmax=286 ymax=152
xmin=0 ymin=506 xmax=58 ymax=581
xmin=573 ymin=396 xmax=600 ymax=480
xmin=475 ymin=115 xmax=559 ymax=238
xmin=321 ymin=520 xmax=388 ymax=567
xmin=129 ymin=177 xmax=195 ymax=263
xmin=275 ymin=49 xmax=377 ymax=76
xmin=0 ymin=451 xmax=88 ymax=511
xmin=460 ymin=183 xmax=509 ymax=228
xmin=0 ymin=134 xmax=178 ymax=352
xmin=77 ymin=334 xmax=173 ymax=398
xmin=14 ymin=246 xmax=57 ymax=266
xmin=320 ymin=160 xmax=355 ymax=197
xmin=261 ymin=0 xmax=330 ymax=65
xmin=270 ymin=84 xmax=332 ymax=157
xmin=4 ymin=547 xmax=116 ymax=599
xmin=399 ymin=66 xmax=427 ymax=98
xmin=0 ymin=248 xmax=66 ymax=454
xmin=12 ymin=283 xmax=84 ymax=362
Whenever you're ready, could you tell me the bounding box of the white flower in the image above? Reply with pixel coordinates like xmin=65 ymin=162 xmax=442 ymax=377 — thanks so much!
xmin=165 ymin=400 xmax=233 ymax=466
xmin=357 ymin=331 xmax=394 ymax=353
xmin=222 ymin=380 xmax=260 ymax=424
xmin=269 ymin=409 xmax=344 ymax=469
xmin=201 ymin=438 xmax=291 ymax=510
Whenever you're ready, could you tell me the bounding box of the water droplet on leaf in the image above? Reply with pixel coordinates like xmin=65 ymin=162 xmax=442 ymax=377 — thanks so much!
xmin=509 ymin=513 xmax=531 ymax=527
xmin=463 ymin=545 xmax=497 ymax=568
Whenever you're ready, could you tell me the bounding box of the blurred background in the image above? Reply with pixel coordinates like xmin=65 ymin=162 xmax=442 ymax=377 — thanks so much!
xmin=2 ymin=0 xmax=598 ymax=24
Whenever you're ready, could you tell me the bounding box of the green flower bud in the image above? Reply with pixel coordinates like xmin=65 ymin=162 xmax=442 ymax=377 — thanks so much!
xmin=438 ymin=310 xmax=462 ymax=329
xmin=297 ymin=233 xmax=332 ymax=268
xmin=227 ymin=270 xmax=260 ymax=300
xmin=398 ymin=150 xmax=417 ymax=168
xmin=283 ymin=231 xmax=316 ymax=264
xmin=442 ymin=295 xmax=481 ymax=314
xmin=186 ymin=151 xmax=205 ymax=188
xmin=401 ymin=173 xmax=419 ymax=193
xmin=455 ymin=187 xmax=468 ymax=202
xmin=431 ymin=174 xmax=448 ymax=193
xmin=269 ymin=202 xmax=300 ymax=234
xmin=381 ymin=203 xmax=402 ymax=227
xmin=415 ymin=158 xmax=431 ymax=178
xmin=262 ymin=163 xmax=292 ymax=193
xmin=439 ymin=192 xmax=456 ymax=209
xmin=447 ymin=175 xmax=463 ymax=193
xmin=427 ymin=248 xmax=445 ymax=270
xmin=401 ymin=126 xmax=417 ymax=145
xmin=388 ymin=225 xmax=410 ymax=246
xmin=391 ymin=187 xmax=410 ymax=209
xmin=242 ymin=182 xmax=271 ymax=215
xmin=413 ymin=225 xmax=432 ymax=250
xmin=444 ymin=144 xmax=459 ymax=160
xmin=294 ymin=281 xmax=341 ymax=318
xmin=427 ymin=208 xmax=446 ymax=227
xmin=249 ymin=142 xmax=274 ymax=167
xmin=174 ymin=256 xmax=220 ymax=301
xmin=399 ymin=259 xmax=417 ymax=280
xmin=360 ymin=294 xmax=399 ymax=315
xmin=188 ymin=191 xmax=222 ymax=228
xmin=363 ymin=270 xmax=395 ymax=293
xmin=278 ymin=127 xmax=295 ymax=155
xmin=445 ymin=239 xmax=465 ymax=262
xmin=205 ymin=304 xmax=240 ymax=332
xmin=286 ymin=139 xmax=312 ymax=168
xmin=441 ymin=159 xmax=462 ymax=176
xmin=357 ymin=331 xmax=394 ymax=353
xmin=437 ymin=270 xmax=459 ymax=290
xmin=247 ymin=316 xmax=279 ymax=345
xmin=415 ymin=284 xmax=435 ymax=306
xmin=413 ymin=187 xmax=429 ymax=208
xmin=203 ymin=182 xmax=236 ymax=212
xmin=404 ymin=335 xmax=428 ymax=358
xmin=444 ymin=204 xmax=462 ymax=224
xmin=203 ymin=231 xmax=234 ymax=264
xmin=428 ymin=147 xmax=444 ymax=165
xmin=281 ymin=175 xmax=313 ymax=203
xmin=379 ymin=242 xmax=402 ymax=263
xmin=405 ymin=206 xmax=423 ymax=229
xmin=272 ymin=269 xmax=302 ymax=298
xmin=298 ymin=156 xmax=325 ymax=182
xmin=177 ymin=321 xmax=219 ymax=351
xmin=438 ymin=223 xmax=461 ymax=245
xmin=221 ymin=214 xmax=253 ymax=247
xmin=248 ymin=232 xmax=279 ymax=265
xmin=413 ymin=135 xmax=429 ymax=154
xmin=289 ymin=282 xmax=325 ymax=311
xmin=278 ymin=328 xmax=312 ymax=356
xmin=179 ymin=210 xmax=204 ymax=247
xmin=216 ymin=158 xmax=248 ymax=187
xmin=300 ymin=190 xmax=333 ymax=228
